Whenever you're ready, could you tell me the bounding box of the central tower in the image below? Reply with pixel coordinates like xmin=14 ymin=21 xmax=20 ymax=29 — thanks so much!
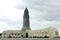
xmin=22 ymin=8 xmax=31 ymax=30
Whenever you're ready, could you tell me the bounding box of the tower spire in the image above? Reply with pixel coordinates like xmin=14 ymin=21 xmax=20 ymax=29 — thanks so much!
xmin=24 ymin=8 xmax=29 ymax=18
xmin=22 ymin=8 xmax=31 ymax=31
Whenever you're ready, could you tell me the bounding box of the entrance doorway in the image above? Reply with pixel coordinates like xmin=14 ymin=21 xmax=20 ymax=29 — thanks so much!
xmin=25 ymin=32 xmax=29 ymax=38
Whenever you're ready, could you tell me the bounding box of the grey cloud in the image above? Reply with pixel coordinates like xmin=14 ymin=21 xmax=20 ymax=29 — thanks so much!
xmin=15 ymin=0 xmax=60 ymax=30
xmin=22 ymin=0 xmax=60 ymax=21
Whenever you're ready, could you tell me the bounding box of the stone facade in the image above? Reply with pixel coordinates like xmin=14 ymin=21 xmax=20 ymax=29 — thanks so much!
xmin=2 ymin=30 xmax=22 ymax=38
xmin=2 ymin=27 xmax=59 ymax=38
xmin=27 ymin=27 xmax=59 ymax=38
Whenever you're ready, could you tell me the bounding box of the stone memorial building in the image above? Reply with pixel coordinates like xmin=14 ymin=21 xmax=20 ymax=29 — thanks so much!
xmin=2 ymin=8 xmax=59 ymax=38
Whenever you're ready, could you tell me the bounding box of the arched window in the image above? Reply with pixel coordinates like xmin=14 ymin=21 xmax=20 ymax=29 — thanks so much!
xmin=8 ymin=36 xmax=12 ymax=38
xmin=15 ymin=34 xmax=17 ymax=35
xmin=18 ymin=33 xmax=20 ymax=35
xmin=21 ymin=35 xmax=23 ymax=37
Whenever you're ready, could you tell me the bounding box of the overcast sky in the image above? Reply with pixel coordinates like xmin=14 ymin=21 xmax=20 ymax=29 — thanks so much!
xmin=0 ymin=0 xmax=60 ymax=33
